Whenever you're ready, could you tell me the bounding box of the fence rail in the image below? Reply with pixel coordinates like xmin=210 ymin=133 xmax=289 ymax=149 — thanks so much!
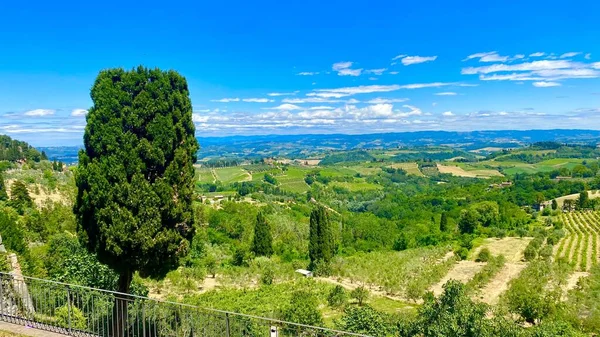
xmin=0 ymin=272 xmax=369 ymax=337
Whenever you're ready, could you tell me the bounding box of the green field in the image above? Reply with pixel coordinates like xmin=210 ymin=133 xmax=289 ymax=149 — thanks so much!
xmin=389 ymin=162 xmax=424 ymax=176
xmin=214 ymin=167 xmax=250 ymax=183
xmin=330 ymin=180 xmax=382 ymax=192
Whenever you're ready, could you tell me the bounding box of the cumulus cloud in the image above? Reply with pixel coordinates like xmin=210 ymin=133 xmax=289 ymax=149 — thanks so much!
xmin=71 ymin=109 xmax=88 ymax=116
xmin=267 ymin=104 xmax=302 ymax=110
xmin=532 ymin=81 xmax=561 ymax=87
xmin=24 ymin=109 xmax=55 ymax=116
xmin=435 ymin=92 xmax=457 ymax=96
xmin=242 ymin=98 xmax=274 ymax=103
xmin=211 ymin=98 xmax=240 ymax=103
xmin=400 ymin=55 xmax=438 ymax=66
xmin=442 ymin=111 xmax=454 ymax=116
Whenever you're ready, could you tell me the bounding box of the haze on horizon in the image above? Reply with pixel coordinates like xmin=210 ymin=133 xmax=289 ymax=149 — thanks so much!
xmin=1 ymin=1 xmax=600 ymax=146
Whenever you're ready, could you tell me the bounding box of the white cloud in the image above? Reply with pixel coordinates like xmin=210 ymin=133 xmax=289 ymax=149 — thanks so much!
xmin=389 ymin=71 xmax=399 ymax=75
xmin=267 ymin=91 xmax=298 ymax=96
xmin=513 ymin=54 xmax=525 ymax=60
xmin=309 ymin=106 xmax=335 ymax=110
xmin=297 ymin=72 xmax=319 ymax=76
xmin=463 ymin=51 xmax=509 ymax=62
xmin=365 ymin=68 xmax=387 ymax=75
xmin=366 ymin=98 xmax=409 ymax=104
xmin=368 ymin=77 xmax=377 ymax=81
xmin=398 ymin=82 xmax=454 ymax=89
xmin=435 ymin=92 xmax=457 ymax=96
xmin=71 ymin=109 xmax=88 ymax=116
xmin=560 ymin=52 xmax=581 ymax=58
xmin=282 ymin=97 xmax=343 ymax=104
xmin=211 ymin=98 xmax=240 ymax=103
xmin=267 ymin=104 xmax=302 ymax=110
xmin=532 ymin=81 xmax=561 ymax=87
xmin=392 ymin=54 xmax=407 ymax=61
xmin=311 ymin=85 xmax=401 ymax=98
xmin=400 ymin=55 xmax=437 ymax=66
xmin=530 ymin=52 xmax=545 ymax=57
xmin=242 ymin=98 xmax=274 ymax=103
xmin=462 ymin=60 xmax=576 ymax=75
xmin=442 ymin=111 xmax=454 ymax=116
xmin=585 ymin=53 xmax=591 ymax=60
xmin=24 ymin=109 xmax=55 ymax=116
xmin=332 ymin=61 xmax=362 ymax=76
xmin=592 ymin=62 xmax=600 ymax=69
xmin=192 ymin=113 xmax=209 ymax=123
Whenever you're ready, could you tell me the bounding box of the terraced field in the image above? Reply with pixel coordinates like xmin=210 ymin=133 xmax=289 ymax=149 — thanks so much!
xmin=388 ymin=162 xmax=424 ymax=176
xmin=554 ymin=211 xmax=600 ymax=272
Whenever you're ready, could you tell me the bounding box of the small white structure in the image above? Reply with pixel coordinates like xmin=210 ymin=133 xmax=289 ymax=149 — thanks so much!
xmin=295 ymin=269 xmax=313 ymax=278
xmin=270 ymin=326 xmax=279 ymax=337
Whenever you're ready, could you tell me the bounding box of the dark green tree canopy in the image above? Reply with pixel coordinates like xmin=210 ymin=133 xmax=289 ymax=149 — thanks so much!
xmin=252 ymin=212 xmax=273 ymax=257
xmin=308 ymin=205 xmax=335 ymax=270
xmin=74 ymin=66 xmax=199 ymax=291
xmin=0 ymin=171 xmax=7 ymax=201
xmin=9 ymin=180 xmax=33 ymax=213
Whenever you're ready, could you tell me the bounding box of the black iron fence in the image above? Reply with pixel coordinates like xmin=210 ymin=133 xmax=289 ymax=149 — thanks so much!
xmin=0 ymin=272 xmax=369 ymax=337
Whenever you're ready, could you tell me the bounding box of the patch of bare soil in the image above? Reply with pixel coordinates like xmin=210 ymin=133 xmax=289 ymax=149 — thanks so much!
xmin=5 ymin=179 xmax=67 ymax=207
xmin=316 ymin=277 xmax=409 ymax=302
xmin=476 ymin=262 xmax=527 ymax=305
xmin=430 ymin=261 xmax=485 ymax=296
xmin=562 ymin=272 xmax=589 ymax=300
xmin=472 ymin=237 xmax=532 ymax=263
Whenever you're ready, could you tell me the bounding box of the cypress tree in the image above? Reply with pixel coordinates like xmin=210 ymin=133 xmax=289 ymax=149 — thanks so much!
xmin=551 ymin=199 xmax=558 ymax=210
xmin=578 ymin=191 xmax=588 ymax=210
xmin=9 ymin=180 xmax=32 ymax=213
xmin=309 ymin=205 xmax=335 ymax=270
xmin=440 ymin=212 xmax=448 ymax=232
xmin=252 ymin=212 xmax=273 ymax=257
xmin=0 ymin=171 xmax=7 ymax=201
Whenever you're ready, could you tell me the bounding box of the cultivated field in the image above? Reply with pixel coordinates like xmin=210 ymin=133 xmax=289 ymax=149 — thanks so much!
xmin=554 ymin=211 xmax=600 ymax=272
xmin=388 ymin=162 xmax=424 ymax=176
xmin=436 ymin=164 xmax=503 ymax=178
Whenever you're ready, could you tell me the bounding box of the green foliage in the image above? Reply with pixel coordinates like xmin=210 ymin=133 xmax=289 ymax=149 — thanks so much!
xmin=75 ymin=66 xmax=199 ymax=292
xmin=0 ymin=171 xmax=7 ymax=201
xmin=0 ymin=135 xmax=44 ymax=162
xmin=263 ymin=173 xmax=278 ymax=185
xmin=350 ymin=286 xmax=369 ymax=306
xmin=327 ymin=285 xmax=347 ymax=308
xmin=0 ymin=209 xmax=27 ymax=255
xmin=551 ymin=199 xmax=558 ymax=210
xmin=458 ymin=208 xmax=478 ymax=234
xmin=8 ymin=180 xmax=33 ymax=213
xmin=55 ymin=304 xmax=87 ymax=330
xmin=476 ymin=248 xmax=491 ymax=262
xmin=504 ymin=261 xmax=562 ymax=323
xmin=252 ymin=212 xmax=273 ymax=257
xmin=577 ymin=191 xmax=588 ymax=209
xmin=308 ymin=206 xmax=335 ymax=271
xmin=281 ymin=290 xmax=323 ymax=326
xmin=407 ymin=280 xmax=490 ymax=337
xmin=466 ymin=255 xmax=506 ymax=293
xmin=336 ymin=305 xmax=392 ymax=337
xmin=320 ymin=150 xmax=374 ymax=165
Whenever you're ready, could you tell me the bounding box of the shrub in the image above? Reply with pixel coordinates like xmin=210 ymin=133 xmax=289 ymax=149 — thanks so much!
xmin=524 ymin=245 xmax=538 ymax=261
xmin=476 ymin=248 xmax=491 ymax=262
xmin=457 ymin=248 xmax=469 ymax=261
xmin=350 ymin=286 xmax=369 ymax=306
xmin=327 ymin=285 xmax=347 ymax=308
xmin=56 ymin=304 xmax=86 ymax=330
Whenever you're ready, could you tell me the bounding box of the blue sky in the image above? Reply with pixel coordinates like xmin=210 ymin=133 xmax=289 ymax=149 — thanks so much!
xmin=1 ymin=1 xmax=600 ymax=146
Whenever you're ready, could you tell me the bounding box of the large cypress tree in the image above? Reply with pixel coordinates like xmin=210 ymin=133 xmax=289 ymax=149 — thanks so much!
xmin=74 ymin=66 xmax=199 ymax=295
xmin=252 ymin=212 xmax=273 ymax=257
xmin=9 ymin=180 xmax=32 ymax=213
xmin=308 ymin=205 xmax=334 ymax=270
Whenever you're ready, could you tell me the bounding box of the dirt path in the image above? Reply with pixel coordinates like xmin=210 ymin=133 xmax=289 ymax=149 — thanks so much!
xmin=210 ymin=169 xmax=218 ymax=183
xmin=476 ymin=262 xmax=527 ymax=305
xmin=316 ymin=277 xmax=409 ymax=302
xmin=472 ymin=237 xmax=531 ymax=263
xmin=430 ymin=261 xmax=485 ymax=296
xmin=563 ymin=272 xmax=589 ymax=300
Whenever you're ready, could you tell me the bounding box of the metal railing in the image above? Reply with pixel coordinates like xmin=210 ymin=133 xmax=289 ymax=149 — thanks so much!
xmin=0 ymin=272 xmax=369 ymax=337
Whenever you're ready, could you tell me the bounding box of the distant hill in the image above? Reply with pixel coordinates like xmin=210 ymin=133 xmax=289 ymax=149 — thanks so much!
xmin=0 ymin=135 xmax=47 ymax=162
xmin=32 ymin=129 xmax=600 ymax=163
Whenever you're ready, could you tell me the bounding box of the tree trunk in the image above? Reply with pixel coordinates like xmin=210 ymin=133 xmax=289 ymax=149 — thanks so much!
xmin=112 ymin=270 xmax=132 ymax=337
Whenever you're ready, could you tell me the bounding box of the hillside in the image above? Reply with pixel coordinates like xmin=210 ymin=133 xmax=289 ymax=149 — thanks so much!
xmin=0 ymin=135 xmax=46 ymax=163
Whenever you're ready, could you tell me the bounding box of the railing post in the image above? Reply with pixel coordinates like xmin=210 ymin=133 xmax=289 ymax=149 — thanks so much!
xmin=142 ymin=303 xmax=146 ymax=337
xmin=225 ymin=312 xmax=231 ymax=337
xmin=0 ymin=274 xmax=4 ymax=319
xmin=66 ymin=286 xmax=72 ymax=335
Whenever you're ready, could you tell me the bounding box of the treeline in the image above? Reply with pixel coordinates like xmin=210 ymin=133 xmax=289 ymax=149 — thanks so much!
xmin=319 ymin=150 xmax=374 ymax=165
xmin=393 ymin=149 xmax=476 ymax=162
xmin=0 ymin=135 xmax=47 ymax=162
